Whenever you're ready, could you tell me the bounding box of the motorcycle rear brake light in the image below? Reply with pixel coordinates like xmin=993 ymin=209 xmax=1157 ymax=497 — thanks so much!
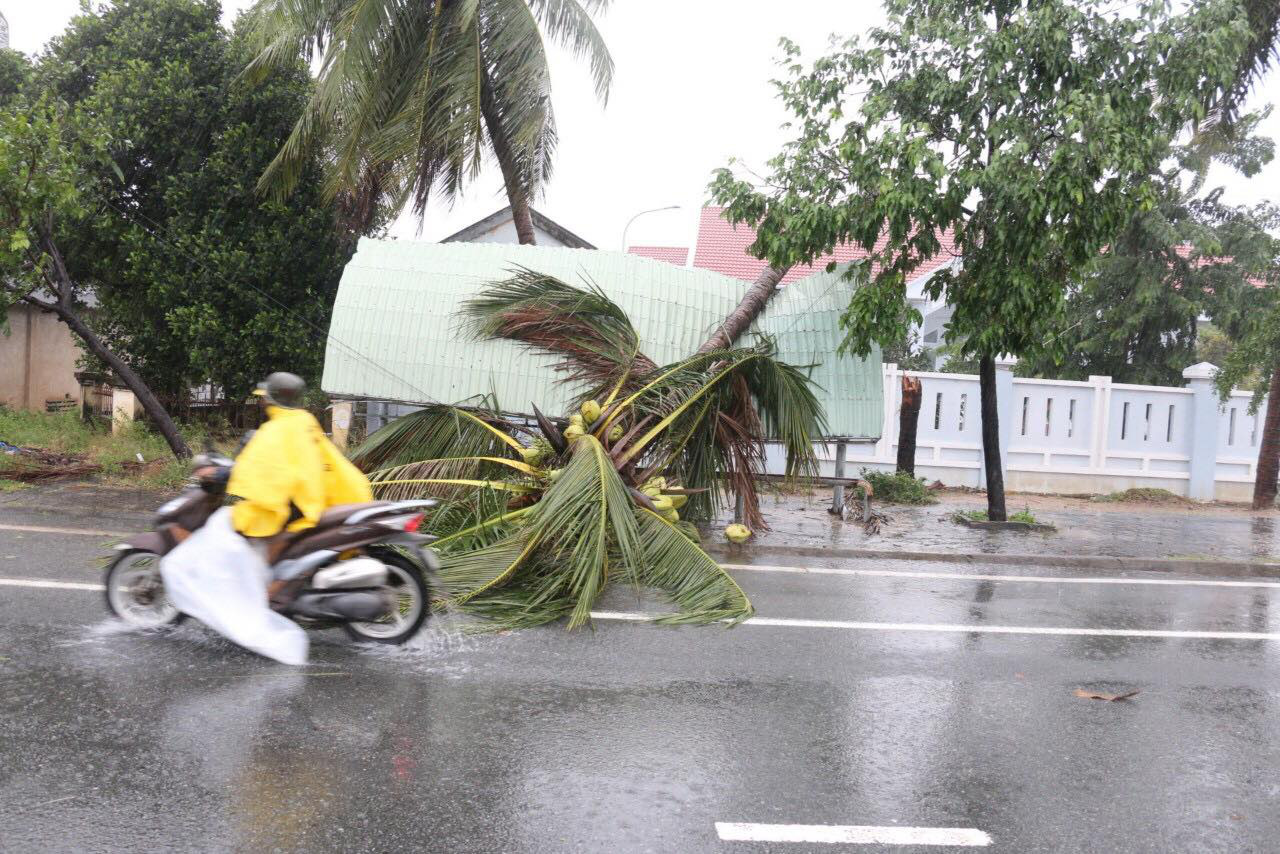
xmin=404 ymin=513 xmax=425 ymax=533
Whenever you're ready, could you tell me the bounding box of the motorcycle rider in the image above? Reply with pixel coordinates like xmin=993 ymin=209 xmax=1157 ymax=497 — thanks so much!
xmin=229 ymin=372 xmax=373 ymax=600
xmin=158 ymin=372 xmax=375 ymax=665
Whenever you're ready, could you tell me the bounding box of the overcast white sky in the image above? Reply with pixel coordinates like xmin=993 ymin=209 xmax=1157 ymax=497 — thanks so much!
xmin=5 ymin=0 xmax=1278 ymax=250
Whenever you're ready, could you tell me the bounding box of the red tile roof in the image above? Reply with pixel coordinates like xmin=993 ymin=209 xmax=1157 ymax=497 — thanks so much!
xmin=692 ymin=207 xmax=959 ymax=285
xmin=627 ymin=245 xmax=689 ymax=266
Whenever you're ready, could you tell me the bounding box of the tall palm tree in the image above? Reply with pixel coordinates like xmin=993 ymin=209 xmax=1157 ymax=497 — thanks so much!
xmin=242 ymin=0 xmax=613 ymax=243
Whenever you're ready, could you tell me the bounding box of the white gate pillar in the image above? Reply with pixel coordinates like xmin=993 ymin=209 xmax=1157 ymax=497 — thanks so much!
xmin=1183 ymin=362 xmax=1221 ymax=501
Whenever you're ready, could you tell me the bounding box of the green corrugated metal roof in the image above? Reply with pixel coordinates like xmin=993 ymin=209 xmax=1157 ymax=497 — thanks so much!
xmin=321 ymin=239 xmax=882 ymax=439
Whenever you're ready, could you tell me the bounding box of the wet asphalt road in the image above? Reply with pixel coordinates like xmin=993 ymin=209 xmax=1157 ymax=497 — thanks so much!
xmin=3 ymin=510 xmax=1280 ymax=853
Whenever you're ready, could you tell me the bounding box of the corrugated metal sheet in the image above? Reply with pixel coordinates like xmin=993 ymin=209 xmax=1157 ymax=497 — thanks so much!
xmin=321 ymin=239 xmax=882 ymax=439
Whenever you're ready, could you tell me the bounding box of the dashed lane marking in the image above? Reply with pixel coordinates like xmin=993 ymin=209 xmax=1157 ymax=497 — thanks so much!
xmin=714 ymin=822 xmax=992 ymax=846
xmin=0 ymin=523 xmax=125 ymax=538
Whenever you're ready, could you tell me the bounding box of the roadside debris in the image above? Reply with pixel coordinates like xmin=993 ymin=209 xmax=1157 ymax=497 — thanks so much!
xmin=831 ymin=479 xmax=892 ymax=534
xmin=0 ymin=441 xmax=102 ymax=482
xmin=1073 ymin=688 xmax=1140 ymax=702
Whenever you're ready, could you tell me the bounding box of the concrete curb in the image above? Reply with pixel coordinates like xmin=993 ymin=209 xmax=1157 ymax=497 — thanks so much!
xmin=703 ymin=544 xmax=1280 ymax=578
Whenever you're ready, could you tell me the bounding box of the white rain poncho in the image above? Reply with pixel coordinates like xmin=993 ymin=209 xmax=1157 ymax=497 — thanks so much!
xmin=159 ymin=508 xmax=308 ymax=665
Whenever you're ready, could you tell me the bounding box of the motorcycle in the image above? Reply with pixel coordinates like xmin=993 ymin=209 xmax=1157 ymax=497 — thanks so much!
xmin=104 ymin=449 xmax=439 ymax=645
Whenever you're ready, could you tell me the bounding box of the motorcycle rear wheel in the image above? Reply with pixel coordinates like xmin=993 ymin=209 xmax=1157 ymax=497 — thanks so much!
xmin=104 ymin=549 xmax=185 ymax=629
xmin=342 ymin=549 xmax=431 ymax=645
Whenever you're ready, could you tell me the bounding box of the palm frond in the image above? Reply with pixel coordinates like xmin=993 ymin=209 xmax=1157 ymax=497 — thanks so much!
xmin=519 ymin=434 xmax=641 ymax=627
xmin=424 ymin=489 xmax=519 ymax=548
xmin=432 ymin=506 xmax=534 ymax=550
xmin=1209 ymin=0 xmax=1280 ymax=126
xmin=630 ymin=509 xmax=753 ymax=625
xmin=617 ymin=341 xmax=826 ymax=528
xmin=462 ymin=269 xmax=656 ymax=398
xmin=350 ymin=400 xmax=519 ymax=471
xmin=372 ymin=476 xmax=533 ymax=496
xmin=527 ymin=0 xmax=615 ymax=104
xmin=438 ymin=534 xmax=540 ymax=601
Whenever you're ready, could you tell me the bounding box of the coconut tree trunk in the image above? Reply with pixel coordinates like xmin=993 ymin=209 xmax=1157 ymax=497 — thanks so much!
xmin=31 ymin=225 xmax=191 ymax=460
xmin=480 ymin=72 xmax=538 ymax=246
xmin=698 ymin=264 xmax=790 ymax=353
xmin=1252 ymin=365 xmax=1280 ymax=510
xmin=979 ymin=355 xmax=1006 ymax=521
xmin=896 ymin=374 xmax=922 ymax=476
xmin=507 ymin=194 xmax=537 ymax=246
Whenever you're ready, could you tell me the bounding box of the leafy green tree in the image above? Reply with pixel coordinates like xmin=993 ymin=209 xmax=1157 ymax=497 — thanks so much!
xmin=242 ymin=0 xmax=613 ymax=243
xmin=0 ymin=49 xmax=31 ymax=100
xmin=37 ymin=0 xmax=352 ymax=408
xmin=710 ymin=0 xmax=1248 ymax=520
xmin=0 ymin=101 xmax=191 ymax=458
xmin=1020 ymin=119 xmax=1275 ymax=386
xmin=1204 ymin=204 xmax=1280 ymax=509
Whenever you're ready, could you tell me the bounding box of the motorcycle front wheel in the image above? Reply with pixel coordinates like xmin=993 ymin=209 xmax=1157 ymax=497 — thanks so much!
xmin=343 ymin=549 xmax=431 ymax=645
xmin=104 ymin=549 xmax=185 ymax=629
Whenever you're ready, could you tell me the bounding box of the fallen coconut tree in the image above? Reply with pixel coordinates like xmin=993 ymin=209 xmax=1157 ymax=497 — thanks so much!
xmin=350 ymin=270 xmax=827 ymax=629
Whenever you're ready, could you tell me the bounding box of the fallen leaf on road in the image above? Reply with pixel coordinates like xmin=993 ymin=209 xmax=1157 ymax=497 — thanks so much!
xmin=1074 ymin=688 xmax=1140 ymax=702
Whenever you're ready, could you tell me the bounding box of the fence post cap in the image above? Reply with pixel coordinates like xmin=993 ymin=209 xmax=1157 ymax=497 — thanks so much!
xmin=1182 ymin=362 xmax=1218 ymax=381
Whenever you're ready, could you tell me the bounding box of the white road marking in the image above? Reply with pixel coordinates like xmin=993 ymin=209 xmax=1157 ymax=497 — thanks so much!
xmin=7 ymin=577 xmax=1280 ymax=642
xmin=721 ymin=562 xmax=1280 ymax=590
xmin=0 ymin=523 xmax=124 ymax=538
xmin=0 ymin=577 xmax=105 ymax=591
xmin=715 ymin=822 xmax=991 ymax=847
xmin=589 ymin=611 xmax=1280 ymax=641
xmin=3 ymin=522 xmax=1278 ymax=593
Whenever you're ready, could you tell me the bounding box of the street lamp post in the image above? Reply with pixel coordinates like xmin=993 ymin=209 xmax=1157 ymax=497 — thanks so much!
xmin=620 ymin=205 xmax=681 ymax=252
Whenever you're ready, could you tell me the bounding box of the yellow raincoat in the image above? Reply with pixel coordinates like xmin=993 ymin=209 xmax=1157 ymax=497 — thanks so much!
xmin=228 ymin=406 xmax=373 ymax=537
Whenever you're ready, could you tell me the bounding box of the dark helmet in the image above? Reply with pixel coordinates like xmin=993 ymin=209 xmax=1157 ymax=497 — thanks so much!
xmin=254 ymin=372 xmax=306 ymax=409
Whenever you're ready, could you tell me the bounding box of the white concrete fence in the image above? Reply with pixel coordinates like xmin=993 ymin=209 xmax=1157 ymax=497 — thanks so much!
xmin=777 ymin=360 xmax=1268 ymax=502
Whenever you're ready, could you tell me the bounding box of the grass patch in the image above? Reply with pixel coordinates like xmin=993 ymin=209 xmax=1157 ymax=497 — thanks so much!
xmin=957 ymin=507 xmax=1041 ymax=524
xmin=1097 ymin=487 xmax=1190 ymax=505
xmin=0 ymin=408 xmax=219 ymax=492
xmin=859 ymin=469 xmax=937 ymax=505
xmin=0 ymin=478 xmax=31 ymax=493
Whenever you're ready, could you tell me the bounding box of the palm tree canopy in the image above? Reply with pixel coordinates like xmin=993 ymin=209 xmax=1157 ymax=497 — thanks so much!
xmin=348 ymin=273 xmax=833 ymax=629
xmin=242 ymin=0 xmax=613 ymax=217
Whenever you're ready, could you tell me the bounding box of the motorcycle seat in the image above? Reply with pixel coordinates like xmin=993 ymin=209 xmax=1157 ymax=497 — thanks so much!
xmin=314 ymin=501 xmax=392 ymax=529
